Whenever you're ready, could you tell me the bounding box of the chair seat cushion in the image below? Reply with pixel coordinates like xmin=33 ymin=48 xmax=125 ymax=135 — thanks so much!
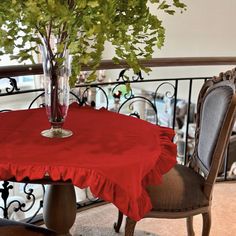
xmin=0 ymin=218 xmax=57 ymax=236
xmin=146 ymin=164 xmax=209 ymax=212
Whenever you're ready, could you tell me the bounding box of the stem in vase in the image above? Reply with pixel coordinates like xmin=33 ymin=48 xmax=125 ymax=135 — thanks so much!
xmin=50 ymin=68 xmax=63 ymax=128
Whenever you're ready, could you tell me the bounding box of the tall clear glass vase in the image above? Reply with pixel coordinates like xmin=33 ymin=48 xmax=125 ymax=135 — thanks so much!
xmin=40 ymin=41 xmax=73 ymax=138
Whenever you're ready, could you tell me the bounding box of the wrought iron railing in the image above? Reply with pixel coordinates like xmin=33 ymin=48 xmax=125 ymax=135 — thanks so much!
xmin=0 ymin=57 xmax=236 ymax=223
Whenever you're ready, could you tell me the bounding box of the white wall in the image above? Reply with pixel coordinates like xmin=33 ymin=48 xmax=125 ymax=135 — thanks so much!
xmin=158 ymin=0 xmax=236 ymax=57
xmin=154 ymin=0 xmax=236 ymax=78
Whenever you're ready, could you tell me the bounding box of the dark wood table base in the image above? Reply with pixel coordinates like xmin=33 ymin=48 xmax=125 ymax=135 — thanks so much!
xmin=43 ymin=184 xmax=77 ymax=236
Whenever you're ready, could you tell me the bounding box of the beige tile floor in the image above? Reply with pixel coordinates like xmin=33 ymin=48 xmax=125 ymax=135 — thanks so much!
xmin=70 ymin=182 xmax=236 ymax=236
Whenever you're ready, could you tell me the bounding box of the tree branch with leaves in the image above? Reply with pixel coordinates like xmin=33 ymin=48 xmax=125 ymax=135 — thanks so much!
xmin=0 ymin=0 xmax=186 ymax=85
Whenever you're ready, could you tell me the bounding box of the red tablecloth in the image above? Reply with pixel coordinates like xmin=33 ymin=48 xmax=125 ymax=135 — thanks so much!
xmin=0 ymin=104 xmax=176 ymax=221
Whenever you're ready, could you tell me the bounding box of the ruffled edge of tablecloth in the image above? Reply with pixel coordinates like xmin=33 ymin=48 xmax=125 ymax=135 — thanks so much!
xmin=142 ymin=126 xmax=177 ymax=187
xmin=0 ymin=126 xmax=176 ymax=221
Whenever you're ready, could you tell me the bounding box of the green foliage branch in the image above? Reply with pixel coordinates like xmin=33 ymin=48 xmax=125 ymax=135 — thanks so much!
xmin=0 ymin=0 xmax=186 ymax=85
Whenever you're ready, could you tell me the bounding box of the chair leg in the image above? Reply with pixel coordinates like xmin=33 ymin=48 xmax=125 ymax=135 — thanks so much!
xmin=113 ymin=210 xmax=123 ymax=233
xmin=186 ymin=216 xmax=195 ymax=236
xmin=202 ymin=212 xmax=211 ymax=236
xmin=125 ymin=217 xmax=137 ymax=236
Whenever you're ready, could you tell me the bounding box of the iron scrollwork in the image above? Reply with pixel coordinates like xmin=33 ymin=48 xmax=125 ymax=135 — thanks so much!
xmin=153 ymin=81 xmax=176 ymax=126
xmin=77 ymin=85 xmax=109 ymax=109
xmin=22 ymin=184 xmax=45 ymax=223
xmin=117 ymin=69 xmax=144 ymax=82
xmin=0 ymin=181 xmax=13 ymax=218
xmin=0 ymin=181 xmax=45 ymax=223
xmin=6 ymin=77 xmax=20 ymax=94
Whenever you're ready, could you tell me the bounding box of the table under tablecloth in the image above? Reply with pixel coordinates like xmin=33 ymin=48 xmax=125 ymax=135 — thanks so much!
xmin=0 ymin=103 xmax=176 ymax=221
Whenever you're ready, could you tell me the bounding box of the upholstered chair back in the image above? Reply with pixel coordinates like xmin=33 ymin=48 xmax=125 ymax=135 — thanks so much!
xmin=192 ymin=72 xmax=236 ymax=198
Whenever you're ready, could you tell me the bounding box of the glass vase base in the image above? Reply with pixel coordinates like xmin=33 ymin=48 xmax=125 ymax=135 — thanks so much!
xmin=41 ymin=128 xmax=73 ymax=138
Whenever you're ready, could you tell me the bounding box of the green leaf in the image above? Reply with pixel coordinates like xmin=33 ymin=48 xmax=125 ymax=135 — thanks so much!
xmin=87 ymin=1 xmax=99 ymax=8
xmin=86 ymin=73 xmax=97 ymax=83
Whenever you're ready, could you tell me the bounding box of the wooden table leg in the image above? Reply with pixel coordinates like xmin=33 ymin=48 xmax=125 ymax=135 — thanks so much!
xmin=43 ymin=184 xmax=77 ymax=236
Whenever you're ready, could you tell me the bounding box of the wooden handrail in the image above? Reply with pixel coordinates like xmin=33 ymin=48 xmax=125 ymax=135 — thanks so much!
xmin=95 ymin=57 xmax=236 ymax=69
xmin=0 ymin=57 xmax=236 ymax=78
xmin=0 ymin=64 xmax=43 ymax=77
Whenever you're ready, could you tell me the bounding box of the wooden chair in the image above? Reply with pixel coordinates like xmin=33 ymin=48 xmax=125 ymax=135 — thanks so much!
xmin=0 ymin=218 xmax=57 ymax=236
xmin=114 ymin=68 xmax=236 ymax=236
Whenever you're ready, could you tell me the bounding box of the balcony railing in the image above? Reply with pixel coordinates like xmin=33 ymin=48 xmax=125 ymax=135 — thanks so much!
xmin=0 ymin=57 xmax=236 ymax=223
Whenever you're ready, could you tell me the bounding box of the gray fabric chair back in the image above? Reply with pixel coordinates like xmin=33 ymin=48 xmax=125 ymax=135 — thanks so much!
xmin=196 ymin=80 xmax=235 ymax=175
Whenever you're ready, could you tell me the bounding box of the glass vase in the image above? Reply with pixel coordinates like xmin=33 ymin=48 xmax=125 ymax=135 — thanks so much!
xmin=40 ymin=43 xmax=73 ymax=138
